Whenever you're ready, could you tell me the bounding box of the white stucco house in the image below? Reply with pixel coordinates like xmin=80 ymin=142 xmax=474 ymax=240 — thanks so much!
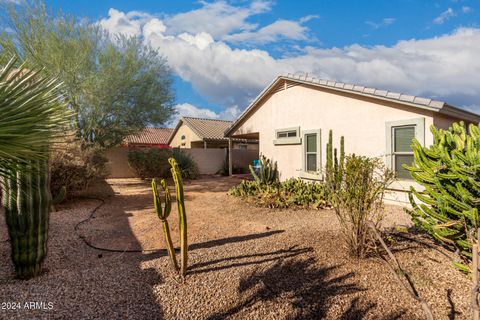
xmin=225 ymin=74 xmax=480 ymax=205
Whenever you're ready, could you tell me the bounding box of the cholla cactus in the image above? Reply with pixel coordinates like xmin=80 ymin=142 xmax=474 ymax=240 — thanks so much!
xmin=249 ymin=155 xmax=278 ymax=185
xmin=405 ymin=122 xmax=480 ymax=272
xmin=169 ymin=158 xmax=188 ymax=277
xmin=2 ymin=159 xmax=51 ymax=279
xmin=152 ymin=178 xmax=179 ymax=271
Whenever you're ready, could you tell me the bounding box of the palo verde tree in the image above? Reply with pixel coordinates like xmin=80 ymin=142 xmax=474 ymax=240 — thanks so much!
xmin=405 ymin=122 xmax=480 ymax=272
xmin=0 ymin=1 xmax=175 ymax=149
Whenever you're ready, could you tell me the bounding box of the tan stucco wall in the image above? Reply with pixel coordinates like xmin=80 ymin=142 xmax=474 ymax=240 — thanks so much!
xmin=105 ymin=147 xmax=136 ymax=178
xmin=170 ymin=123 xmax=202 ymax=148
xmin=231 ymin=84 xmax=465 ymax=182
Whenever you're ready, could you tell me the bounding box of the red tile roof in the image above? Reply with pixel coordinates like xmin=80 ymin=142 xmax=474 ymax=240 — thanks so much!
xmin=126 ymin=128 xmax=174 ymax=145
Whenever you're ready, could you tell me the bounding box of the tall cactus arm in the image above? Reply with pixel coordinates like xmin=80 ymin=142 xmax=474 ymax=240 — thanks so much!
xmin=169 ymin=158 xmax=188 ymax=277
xmin=151 ymin=178 xmax=179 ymax=271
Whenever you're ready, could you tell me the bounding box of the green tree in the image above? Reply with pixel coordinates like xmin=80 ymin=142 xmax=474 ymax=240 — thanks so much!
xmin=1 ymin=1 xmax=175 ymax=149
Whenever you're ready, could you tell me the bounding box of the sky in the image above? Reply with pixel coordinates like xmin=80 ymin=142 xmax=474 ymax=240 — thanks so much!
xmin=7 ymin=0 xmax=480 ymax=125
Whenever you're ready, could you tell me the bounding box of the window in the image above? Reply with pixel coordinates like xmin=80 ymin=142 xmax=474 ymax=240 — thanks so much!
xmin=181 ymin=135 xmax=186 ymax=140
xmin=237 ymin=143 xmax=248 ymax=149
xmin=385 ymin=118 xmax=425 ymax=180
xmin=301 ymin=129 xmax=321 ymax=175
xmin=392 ymin=126 xmax=415 ymax=179
xmin=277 ymin=130 xmax=297 ymax=139
xmin=273 ymin=127 xmax=301 ymax=145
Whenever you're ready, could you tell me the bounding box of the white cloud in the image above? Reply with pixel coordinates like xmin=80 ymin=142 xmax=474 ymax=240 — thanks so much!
xmin=164 ymin=1 xmax=272 ymax=39
xmin=99 ymin=7 xmax=480 ymax=115
xmin=365 ymin=17 xmax=396 ymax=29
xmin=462 ymin=6 xmax=472 ymax=13
xmin=433 ymin=8 xmax=455 ymax=24
xmin=223 ymin=18 xmax=311 ymax=44
xmin=98 ymin=8 xmax=152 ymax=37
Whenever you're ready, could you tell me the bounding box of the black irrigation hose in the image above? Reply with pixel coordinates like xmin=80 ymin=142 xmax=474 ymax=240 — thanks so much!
xmin=74 ymin=196 xmax=164 ymax=254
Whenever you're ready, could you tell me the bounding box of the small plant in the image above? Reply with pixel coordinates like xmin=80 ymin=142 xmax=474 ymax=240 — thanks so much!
xmin=249 ymin=155 xmax=278 ymax=185
xmin=405 ymin=122 xmax=480 ymax=272
xmin=150 ymin=158 xmax=189 ymax=277
xmin=152 ymin=178 xmax=179 ymax=271
xmin=332 ymin=155 xmax=394 ymax=258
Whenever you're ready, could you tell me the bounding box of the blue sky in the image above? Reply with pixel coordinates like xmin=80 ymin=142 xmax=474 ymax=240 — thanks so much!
xmin=24 ymin=1 xmax=480 ymax=122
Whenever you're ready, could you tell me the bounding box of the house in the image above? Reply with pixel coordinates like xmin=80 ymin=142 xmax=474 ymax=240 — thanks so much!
xmin=168 ymin=116 xmax=258 ymax=149
xmin=125 ymin=128 xmax=173 ymax=148
xmin=225 ymin=74 xmax=480 ymax=204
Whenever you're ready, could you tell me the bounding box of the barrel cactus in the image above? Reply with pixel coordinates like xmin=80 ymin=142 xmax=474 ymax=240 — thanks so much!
xmin=404 ymin=122 xmax=480 ymax=272
xmin=152 ymin=178 xmax=179 ymax=271
xmin=2 ymin=159 xmax=51 ymax=279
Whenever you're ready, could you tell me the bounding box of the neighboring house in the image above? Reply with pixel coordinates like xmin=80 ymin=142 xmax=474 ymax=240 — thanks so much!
xmin=168 ymin=116 xmax=258 ymax=149
xmin=125 ymin=128 xmax=173 ymax=148
xmin=225 ymin=74 xmax=480 ymax=204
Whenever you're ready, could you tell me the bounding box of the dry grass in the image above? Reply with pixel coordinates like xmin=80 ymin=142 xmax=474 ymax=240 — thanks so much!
xmin=0 ymin=176 xmax=471 ymax=319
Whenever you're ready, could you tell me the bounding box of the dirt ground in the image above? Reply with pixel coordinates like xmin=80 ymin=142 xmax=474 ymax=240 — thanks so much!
xmin=0 ymin=176 xmax=471 ymax=319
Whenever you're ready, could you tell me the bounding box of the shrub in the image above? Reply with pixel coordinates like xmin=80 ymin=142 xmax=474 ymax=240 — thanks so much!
xmin=172 ymin=148 xmax=199 ymax=180
xmin=128 ymin=148 xmax=199 ymax=180
xmin=332 ymin=155 xmax=394 ymax=258
xmin=218 ymin=160 xmax=248 ymax=176
xmin=50 ymin=137 xmax=109 ymax=198
xmin=229 ymin=178 xmax=328 ymax=209
xmin=128 ymin=148 xmax=172 ymax=179
xmin=405 ymin=122 xmax=480 ymax=272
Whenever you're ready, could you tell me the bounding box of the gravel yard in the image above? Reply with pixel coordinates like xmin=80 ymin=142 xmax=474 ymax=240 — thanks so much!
xmin=0 ymin=176 xmax=471 ymax=319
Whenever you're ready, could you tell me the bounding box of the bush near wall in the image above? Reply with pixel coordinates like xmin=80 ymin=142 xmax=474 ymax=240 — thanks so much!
xmin=50 ymin=137 xmax=109 ymax=198
xmin=128 ymin=148 xmax=199 ymax=180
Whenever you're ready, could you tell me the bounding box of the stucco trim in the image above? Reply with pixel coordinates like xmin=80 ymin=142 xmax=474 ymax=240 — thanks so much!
xmin=385 ymin=117 xmax=425 ymax=173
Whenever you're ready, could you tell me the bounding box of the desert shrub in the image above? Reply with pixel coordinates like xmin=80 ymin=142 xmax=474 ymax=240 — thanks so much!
xmin=333 ymin=155 xmax=394 ymax=258
xmin=171 ymin=148 xmax=199 ymax=180
xmin=50 ymin=138 xmax=109 ymax=198
xmin=128 ymin=148 xmax=199 ymax=180
xmin=229 ymin=178 xmax=328 ymax=209
xmin=127 ymin=148 xmax=171 ymax=179
xmin=405 ymin=122 xmax=480 ymax=272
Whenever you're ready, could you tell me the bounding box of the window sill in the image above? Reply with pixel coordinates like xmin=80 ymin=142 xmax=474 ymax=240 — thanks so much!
xmin=298 ymin=171 xmax=323 ymax=181
xmin=273 ymin=137 xmax=302 ymax=145
xmin=387 ymin=179 xmax=424 ymax=192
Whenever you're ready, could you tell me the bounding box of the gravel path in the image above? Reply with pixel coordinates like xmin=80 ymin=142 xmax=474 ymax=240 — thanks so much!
xmin=0 ymin=177 xmax=471 ymax=319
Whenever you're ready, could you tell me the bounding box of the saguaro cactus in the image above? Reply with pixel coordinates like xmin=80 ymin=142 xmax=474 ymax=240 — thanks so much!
xmin=152 ymin=178 xmax=179 ymax=271
xmin=2 ymin=159 xmax=51 ymax=279
xmin=169 ymin=158 xmax=188 ymax=277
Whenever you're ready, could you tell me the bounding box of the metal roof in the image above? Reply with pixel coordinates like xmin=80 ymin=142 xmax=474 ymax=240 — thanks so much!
xmin=225 ymin=74 xmax=480 ymax=136
xmin=126 ymin=128 xmax=174 ymax=145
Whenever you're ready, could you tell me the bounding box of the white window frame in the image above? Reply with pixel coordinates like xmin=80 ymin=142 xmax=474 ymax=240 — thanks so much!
xmin=299 ymin=129 xmax=322 ymax=180
xmin=273 ymin=126 xmax=301 ymax=145
xmin=385 ymin=118 xmax=425 ymax=180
